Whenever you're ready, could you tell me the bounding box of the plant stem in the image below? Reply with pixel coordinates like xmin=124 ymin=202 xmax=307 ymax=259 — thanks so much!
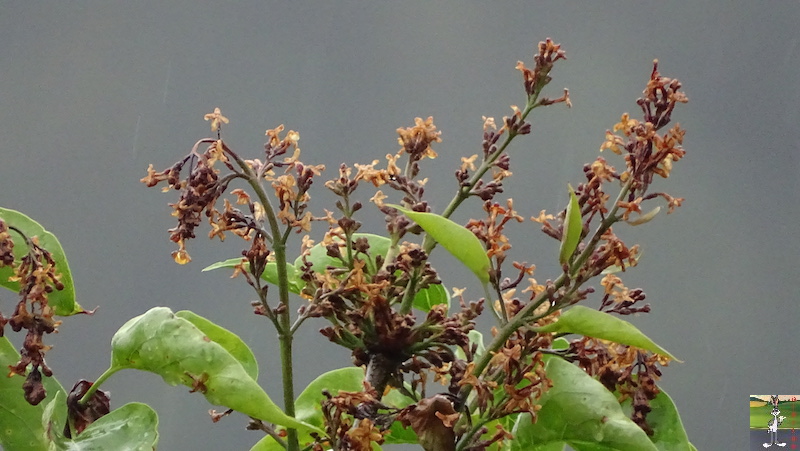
xmin=226 ymin=144 xmax=300 ymax=451
xmin=78 ymin=367 xmax=119 ymax=406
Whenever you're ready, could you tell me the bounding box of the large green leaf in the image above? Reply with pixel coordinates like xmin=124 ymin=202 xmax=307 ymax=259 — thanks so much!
xmin=510 ymin=357 xmax=657 ymax=451
xmin=175 ymin=310 xmax=258 ymax=380
xmin=108 ymin=307 xmax=320 ymax=434
xmin=42 ymin=392 xmax=159 ymax=451
xmin=559 ymin=184 xmax=582 ymax=265
xmin=0 ymin=207 xmax=83 ymax=316
xmin=388 ymin=205 xmax=490 ymax=284
xmin=533 ymin=306 xmax=677 ymax=361
xmin=0 ymin=337 xmax=67 ymax=451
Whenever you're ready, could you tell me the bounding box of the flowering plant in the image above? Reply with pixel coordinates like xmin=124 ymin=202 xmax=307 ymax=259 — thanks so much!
xmin=0 ymin=39 xmax=694 ymax=450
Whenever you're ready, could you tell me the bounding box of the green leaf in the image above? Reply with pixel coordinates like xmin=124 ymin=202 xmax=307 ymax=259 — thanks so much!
xmin=382 ymin=387 xmax=418 ymax=445
xmin=295 ymin=367 xmax=366 ymax=430
xmin=175 ymin=310 xmax=258 ymax=380
xmin=295 ymin=233 xmax=391 ymax=274
xmin=456 ymin=330 xmax=485 ymax=362
xmin=413 ymin=283 xmax=449 ymax=312
xmin=292 ymin=367 xmax=417 ymax=446
xmin=0 ymin=207 xmax=83 ymax=316
xmin=202 ymin=258 xmax=303 ymax=294
xmin=250 ymin=435 xmax=286 ymax=451
xmin=533 ymin=305 xmax=678 ymax=361
xmin=42 ymin=393 xmax=159 ymax=451
xmin=624 ymin=388 xmax=695 ymax=450
xmin=559 ymin=184 xmax=582 ymax=265
xmin=108 ymin=307 xmax=320 ymax=434
xmin=388 ymin=205 xmax=490 ymax=284
xmin=510 ymin=358 xmax=657 ymax=451
xmin=0 ymin=337 xmax=67 ymax=451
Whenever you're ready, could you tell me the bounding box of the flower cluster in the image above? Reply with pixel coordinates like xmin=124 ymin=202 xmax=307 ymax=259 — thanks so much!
xmin=311 ymin=385 xmax=392 ymax=451
xmin=141 ymin=113 xmax=323 ymax=269
xmin=0 ymin=220 xmax=65 ymax=405
xmin=568 ymin=337 xmax=666 ymax=435
xmin=136 ymin=38 xmax=689 ymax=450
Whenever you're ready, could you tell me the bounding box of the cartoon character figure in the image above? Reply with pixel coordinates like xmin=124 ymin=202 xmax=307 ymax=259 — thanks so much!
xmin=764 ymin=395 xmax=787 ymax=447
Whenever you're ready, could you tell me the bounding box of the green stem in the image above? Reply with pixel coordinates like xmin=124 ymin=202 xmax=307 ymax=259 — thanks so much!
xmin=78 ymin=367 xmax=119 ymax=406
xmin=423 ymin=86 xmax=546 ymax=255
xmin=226 ymin=144 xmax=300 ymax=451
xmin=401 ymin=90 xmax=549 ymax=317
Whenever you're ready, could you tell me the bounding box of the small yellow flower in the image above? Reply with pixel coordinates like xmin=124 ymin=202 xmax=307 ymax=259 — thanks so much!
xmin=172 ymin=241 xmax=192 ymax=265
xmin=369 ymin=190 xmax=387 ymax=207
xmin=203 ymin=108 xmax=229 ymax=132
xmin=460 ymin=154 xmax=478 ymax=172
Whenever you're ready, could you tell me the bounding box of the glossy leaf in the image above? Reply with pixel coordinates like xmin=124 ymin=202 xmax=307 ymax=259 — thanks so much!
xmin=0 ymin=207 xmax=83 ymax=316
xmin=0 ymin=337 xmax=67 ymax=451
xmin=510 ymin=357 xmax=656 ymax=451
xmin=533 ymin=305 xmax=678 ymax=361
xmin=389 ymin=205 xmax=490 ymax=284
xmin=412 ymin=283 xmax=449 ymax=312
xmin=42 ymin=393 xmax=159 ymax=451
xmin=175 ymin=310 xmax=258 ymax=380
xmin=559 ymin=184 xmax=582 ymax=265
xmin=202 ymin=259 xmax=303 ymax=294
xmin=109 ymin=307 xmax=320 ymax=434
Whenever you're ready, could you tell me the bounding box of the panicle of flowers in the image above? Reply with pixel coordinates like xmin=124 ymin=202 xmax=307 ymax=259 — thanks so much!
xmin=600 ymin=60 xmax=688 ymax=200
xmin=599 ymin=273 xmax=650 ymax=315
xmin=141 ymin=109 xmax=325 ymax=269
xmin=0 ymin=220 xmax=66 ymax=405
xmin=396 ymin=116 xmax=440 ymax=164
xmin=313 ymin=385 xmax=391 ymax=451
xmin=515 ymin=38 xmax=567 ymax=98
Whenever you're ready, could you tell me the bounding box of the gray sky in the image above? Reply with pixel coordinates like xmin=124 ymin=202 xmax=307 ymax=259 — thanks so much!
xmin=2 ymin=1 xmax=799 ymax=450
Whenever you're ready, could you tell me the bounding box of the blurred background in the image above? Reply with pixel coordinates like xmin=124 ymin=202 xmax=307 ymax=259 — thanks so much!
xmin=2 ymin=1 xmax=798 ymax=450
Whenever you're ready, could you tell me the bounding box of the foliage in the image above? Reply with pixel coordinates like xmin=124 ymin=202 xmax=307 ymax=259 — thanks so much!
xmin=0 ymin=39 xmax=694 ymax=450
